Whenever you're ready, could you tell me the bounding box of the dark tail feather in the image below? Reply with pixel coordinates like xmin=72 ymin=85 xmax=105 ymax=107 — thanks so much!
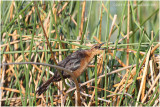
xmin=36 ymin=76 xmax=55 ymax=95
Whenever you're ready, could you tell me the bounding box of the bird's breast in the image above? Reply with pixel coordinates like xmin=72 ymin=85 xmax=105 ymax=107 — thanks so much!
xmin=73 ymin=54 xmax=94 ymax=78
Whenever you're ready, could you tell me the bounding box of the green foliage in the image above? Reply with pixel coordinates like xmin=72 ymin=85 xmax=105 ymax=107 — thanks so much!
xmin=1 ymin=1 xmax=159 ymax=106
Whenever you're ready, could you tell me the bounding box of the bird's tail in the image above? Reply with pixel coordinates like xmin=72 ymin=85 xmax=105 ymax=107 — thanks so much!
xmin=36 ymin=76 xmax=55 ymax=95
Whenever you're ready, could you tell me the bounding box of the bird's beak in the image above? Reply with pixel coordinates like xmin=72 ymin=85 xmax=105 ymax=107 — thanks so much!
xmin=99 ymin=43 xmax=105 ymax=50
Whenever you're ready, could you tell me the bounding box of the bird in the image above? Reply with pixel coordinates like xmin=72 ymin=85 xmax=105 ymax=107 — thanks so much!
xmin=36 ymin=43 xmax=105 ymax=95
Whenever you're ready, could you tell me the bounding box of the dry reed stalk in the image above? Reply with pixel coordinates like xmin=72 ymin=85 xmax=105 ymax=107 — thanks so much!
xmin=58 ymin=2 xmax=68 ymax=14
xmin=0 ymin=87 xmax=34 ymax=96
xmin=108 ymin=15 xmax=117 ymax=42
xmin=78 ymin=1 xmax=86 ymax=39
xmin=99 ymin=6 xmax=103 ymax=40
xmin=126 ymin=0 xmax=130 ymax=67
xmin=136 ymin=48 xmax=151 ymax=106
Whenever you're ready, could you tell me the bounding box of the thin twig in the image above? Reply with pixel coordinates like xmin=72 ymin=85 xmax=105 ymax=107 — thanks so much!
xmin=106 ymin=93 xmax=132 ymax=98
xmin=34 ymin=1 xmax=57 ymax=65
xmin=69 ymin=14 xmax=77 ymax=26
xmin=0 ymin=87 xmax=34 ymax=96
xmin=58 ymin=2 xmax=68 ymax=14
xmin=80 ymin=92 xmax=111 ymax=103
xmin=89 ymin=86 xmax=132 ymax=98
xmin=118 ymin=31 xmax=132 ymax=43
xmin=0 ymin=38 xmax=29 ymax=48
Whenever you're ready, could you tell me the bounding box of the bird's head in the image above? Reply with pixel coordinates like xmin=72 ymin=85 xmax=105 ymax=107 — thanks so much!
xmin=90 ymin=43 xmax=105 ymax=55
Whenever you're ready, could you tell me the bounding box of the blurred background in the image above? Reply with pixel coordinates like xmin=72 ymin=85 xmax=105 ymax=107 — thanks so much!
xmin=1 ymin=1 xmax=159 ymax=106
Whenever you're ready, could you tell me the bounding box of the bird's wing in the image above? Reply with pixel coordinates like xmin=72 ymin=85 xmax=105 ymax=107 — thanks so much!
xmin=58 ymin=50 xmax=86 ymax=71
xmin=53 ymin=50 xmax=87 ymax=80
xmin=65 ymin=58 xmax=81 ymax=71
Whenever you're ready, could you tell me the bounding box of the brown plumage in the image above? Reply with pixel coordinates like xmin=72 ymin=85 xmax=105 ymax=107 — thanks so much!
xmin=36 ymin=43 xmax=104 ymax=95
